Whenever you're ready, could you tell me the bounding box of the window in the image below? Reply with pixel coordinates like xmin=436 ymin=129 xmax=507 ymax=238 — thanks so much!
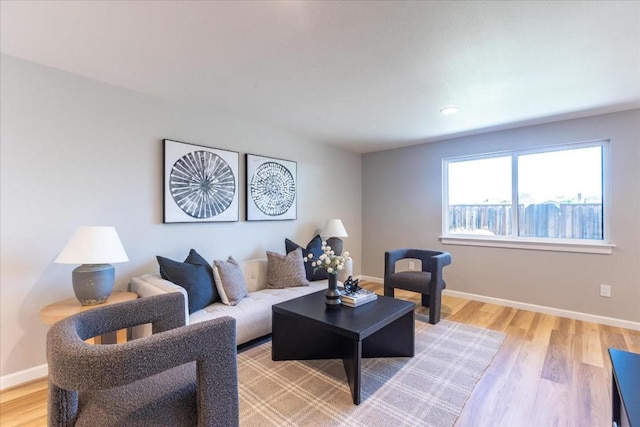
xmin=442 ymin=140 xmax=611 ymax=254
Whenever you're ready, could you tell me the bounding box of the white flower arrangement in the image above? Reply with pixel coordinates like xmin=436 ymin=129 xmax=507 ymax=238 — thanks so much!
xmin=305 ymin=241 xmax=351 ymax=275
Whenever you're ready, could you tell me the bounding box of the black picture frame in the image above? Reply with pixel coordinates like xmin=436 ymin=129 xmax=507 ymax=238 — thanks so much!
xmin=163 ymin=139 xmax=239 ymax=223
xmin=246 ymin=153 xmax=297 ymax=221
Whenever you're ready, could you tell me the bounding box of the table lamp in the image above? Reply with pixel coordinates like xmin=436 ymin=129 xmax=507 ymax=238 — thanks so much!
xmin=55 ymin=226 xmax=129 ymax=305
xmin=322 ymin=219 xmax=348 ymax=256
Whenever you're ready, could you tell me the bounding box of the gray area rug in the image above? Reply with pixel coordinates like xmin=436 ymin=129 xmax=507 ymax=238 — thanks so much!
xmin=238 ymin=316 xmax=505 ymax=426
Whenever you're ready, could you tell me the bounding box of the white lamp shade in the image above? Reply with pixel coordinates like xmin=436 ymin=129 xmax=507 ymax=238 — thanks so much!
xmin=322 ymin=219 xmax=348 ymax=238
xmin=55 ymin=226 xmax=129 ymax=264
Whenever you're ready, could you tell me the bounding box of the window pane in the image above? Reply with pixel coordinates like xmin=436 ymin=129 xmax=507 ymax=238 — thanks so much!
xmin=447 ymin=156 xmax=512 ymax=236
xmin=517 ymin=146 xmax=603 ymax=239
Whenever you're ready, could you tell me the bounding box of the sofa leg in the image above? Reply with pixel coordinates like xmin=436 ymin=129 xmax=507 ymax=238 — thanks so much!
xmin=384 ymin=286 xmax=394 ymax=298
xmin=428 ymin=291 xmax=442 ymax=324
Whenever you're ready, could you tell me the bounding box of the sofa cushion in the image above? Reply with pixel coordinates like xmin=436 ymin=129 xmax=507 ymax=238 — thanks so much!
xmin=156 ymin=256 xmax=214 ymax=314
xmin=387 ymin=271 xmax=432 ymax=293
xmin=285 ymin=235 xmax=329 ymax=281
xmin=266 ymin=248 xmax=309 ymax=289
xmin=239 ymin=259 xmax=268 ymax=293
xmin=190 ymin=282 xmax=327 ymax=344
xmin=213 ymin=256 xmax=248 ymax=306
xmin=185 ymin=249 xmax=220 ymax=303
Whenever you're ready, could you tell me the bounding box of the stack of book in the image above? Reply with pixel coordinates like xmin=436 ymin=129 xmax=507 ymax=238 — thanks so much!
xmin=340 ymin=287 xmax=377 ymax=307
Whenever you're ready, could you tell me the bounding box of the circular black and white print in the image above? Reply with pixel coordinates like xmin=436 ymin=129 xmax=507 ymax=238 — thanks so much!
xmin=170 ymin=151 xmax=235 ymax=218
xmin=250 ymin=162 xmax=295 ymax=216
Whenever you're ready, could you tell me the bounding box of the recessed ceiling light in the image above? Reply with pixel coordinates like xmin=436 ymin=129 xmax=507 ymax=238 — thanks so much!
xmin=440 ymin=106 xmax=459 ymax=115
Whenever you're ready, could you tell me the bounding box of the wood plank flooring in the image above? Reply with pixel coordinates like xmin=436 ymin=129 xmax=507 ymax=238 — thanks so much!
xmin=1 ymin=282 xmax=638 ymax=426
xmin=0 ymin=378 xmax=47 ymax=427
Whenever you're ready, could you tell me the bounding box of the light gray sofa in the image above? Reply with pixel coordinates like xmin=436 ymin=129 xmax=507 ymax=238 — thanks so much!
xmin=130 ymin=258 xmax=352 ymax=345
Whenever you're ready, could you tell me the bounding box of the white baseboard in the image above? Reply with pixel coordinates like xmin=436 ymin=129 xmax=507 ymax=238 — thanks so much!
xmin=0 ymin=364 xmax=48 ymax=391
xmin=362 ymin=276 xmax=640 ymax=331
xmin=443 ymin=289 xmax=640 ymax=331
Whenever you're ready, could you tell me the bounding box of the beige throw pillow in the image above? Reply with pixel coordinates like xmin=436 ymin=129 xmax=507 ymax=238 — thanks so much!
xmin=213 ymin=256 xmax=248 ymax=306
xmin=267 ymin=248 xmax=310 ymax=289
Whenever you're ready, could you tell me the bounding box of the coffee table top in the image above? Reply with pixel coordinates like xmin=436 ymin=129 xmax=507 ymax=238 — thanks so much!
xmin=272 ymin=290 xmax=414 ymax=341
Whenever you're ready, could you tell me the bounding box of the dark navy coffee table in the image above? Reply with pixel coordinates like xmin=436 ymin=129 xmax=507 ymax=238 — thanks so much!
xmin=272 ymin=291 xmax=415 ymax=404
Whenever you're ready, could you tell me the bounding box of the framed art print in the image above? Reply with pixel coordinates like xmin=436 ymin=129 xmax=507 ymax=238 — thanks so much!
xmin=246 ymin=154 xmax=297 ymax=221
xmin=163 ymin=139 xmax=239 ymax=223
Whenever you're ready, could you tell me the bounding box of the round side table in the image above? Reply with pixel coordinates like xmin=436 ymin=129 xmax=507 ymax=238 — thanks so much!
xmin=40 ymin=291 xmax=138 ymax=344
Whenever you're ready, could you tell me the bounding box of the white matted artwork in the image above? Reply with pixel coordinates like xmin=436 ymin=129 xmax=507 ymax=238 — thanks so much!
xmin=163 ymin=139 xmax=239 ymax=223
xmin=246 ymin=154 xmax=297 ymax=221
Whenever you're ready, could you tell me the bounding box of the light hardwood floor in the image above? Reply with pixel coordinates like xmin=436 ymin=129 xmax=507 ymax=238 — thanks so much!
xmin=1 ymin=283 xmax=638 ymax=426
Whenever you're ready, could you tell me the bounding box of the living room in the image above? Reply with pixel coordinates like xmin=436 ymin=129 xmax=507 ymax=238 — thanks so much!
xmin=1 ymin=1 xmax=639 ymax=426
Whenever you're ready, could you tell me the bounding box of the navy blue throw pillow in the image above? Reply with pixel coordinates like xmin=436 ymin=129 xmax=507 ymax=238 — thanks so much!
xmin=285 ymin=235 xmax=329 ymax=281
xmin=185 ymin=249 xmax=220 ymax=303
xmin=157 ymin=255 xmax=214 ymax=314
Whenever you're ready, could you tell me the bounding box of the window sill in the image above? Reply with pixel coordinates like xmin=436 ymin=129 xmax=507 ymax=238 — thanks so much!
xmin=439 ymin=235 xmax=615 ymax=255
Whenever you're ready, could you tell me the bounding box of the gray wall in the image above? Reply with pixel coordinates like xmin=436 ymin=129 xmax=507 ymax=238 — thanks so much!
xmin=362 ymin=110 xmax=640 ymax=322
xmin=0 ymin=55 xmax=362 ymax=378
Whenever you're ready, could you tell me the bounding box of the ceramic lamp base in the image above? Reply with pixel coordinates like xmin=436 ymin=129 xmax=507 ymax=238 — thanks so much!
xmin=72 ymin=264 xmax=114 ymax=306
xmin=326 ymin=237 xmax=343 ymax=256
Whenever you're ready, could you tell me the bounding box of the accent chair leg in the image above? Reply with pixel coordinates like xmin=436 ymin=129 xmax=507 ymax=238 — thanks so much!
xmin=421 ymin=293 xmax=430 ymax=307
xmin=428 ymin=290 xmax=442 ymax=324
xmin=384 ymin=286 xmax=394 ymax=298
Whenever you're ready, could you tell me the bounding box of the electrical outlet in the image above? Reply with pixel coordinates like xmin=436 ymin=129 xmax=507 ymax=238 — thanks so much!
xmin=408 ymin=261 xmax=415 ymax=270
xmin=600 ymin=284 xmax=611 ymax=298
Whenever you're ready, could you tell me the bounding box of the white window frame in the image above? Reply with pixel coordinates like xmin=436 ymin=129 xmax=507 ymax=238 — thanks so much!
xmin=440 ymin=139 xmax=614 ymax=255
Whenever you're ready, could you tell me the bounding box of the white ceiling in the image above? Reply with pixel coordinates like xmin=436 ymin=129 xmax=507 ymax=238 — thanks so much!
xmin=2 ymin=1 xmax=639 ymax=153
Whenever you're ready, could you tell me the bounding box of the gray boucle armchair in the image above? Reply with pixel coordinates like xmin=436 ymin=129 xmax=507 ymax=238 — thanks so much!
xmin=46 ymin=292 xmax=239 ymax=427
xmin=384 ymin=249 xmax=452 ymax=324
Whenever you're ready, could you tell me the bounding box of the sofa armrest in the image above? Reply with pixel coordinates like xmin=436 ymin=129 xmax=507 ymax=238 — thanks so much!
xmin=130 ymin=274 xmax=189 ymax=337
xmin=131 ymin=273 xmax=185 ymax=296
